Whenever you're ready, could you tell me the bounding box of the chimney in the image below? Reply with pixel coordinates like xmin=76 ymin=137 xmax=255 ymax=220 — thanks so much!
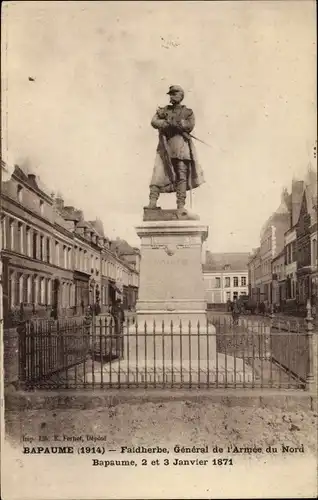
xmin=54 ymin=196 xmax=64 ymax=211
xmin=27 ymin=173 xmax=37 ymax=188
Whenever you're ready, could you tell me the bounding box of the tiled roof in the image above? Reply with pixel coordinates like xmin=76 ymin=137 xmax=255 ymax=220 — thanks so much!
xmin=110 ymin=239 xmax=138 ymax=256
xmin=203 ymin=252 xmax=250 ymax=272
xmin=88 ymin=219 xmax=105 ymax=237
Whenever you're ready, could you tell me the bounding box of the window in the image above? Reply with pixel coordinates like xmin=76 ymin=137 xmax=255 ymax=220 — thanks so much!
xmin=291 ymin=241 xmax=296 ymax=262
xmin=33 ymin=232 xmax=38 ymax=259
xmin=68 ymin=248 xmax=72 ymax=269
xmin=1 ymin=215 xmax=6 ymax=249
xmin=9 ymin=271 xmax=15 ymax=307
xmin=233 ymin=277 xmax=238 ymax=287
xmin=18 ymin=274 xmax=23 ymax=305
xmin=27 ymin=276 xmax=32 ymax=303
xmin=10 ymin=219 xmax=15 ymax=251
xmin=215 ymin=277 xmax=221 ymax=288
xmin=46 ymin=238 xmax=51 ymax=263
xmin=39 ymin=199 xmax=44 ymax=215
xmin=22 ymin=275 xmax=28 ymax=303
xmin=40 ymin=278 xmax=45 ymax=304
xmin=26 ymin=227 xmax=31 ymax=257
xmin=18 ymin=222 xmax=24 ymax=254
xmin=47 ymin=279 xmax=52 ymax=305
xmin=225 ymin=277 xmax=230 ymax=288
xmin=71 ymin=284 xmax=75 ymax=307
xmin=233 ymin=291 xmax=238 ymax=300
xmin=226 ymin=291 xmax=231 ymax=301
xmin=241 ymin=276 xmax=247 ymax=287
xmin=17 ymin=185 xmax=23 ymax=202
xmin=63 ymin=246 xmax=68 ymax=268
xmin=55 ymin=242 xmax=59 ymax=266
xmin=33 ymin=276 xmax=39 ymax=304
xmin=40 ymin=235 xmax=44 ymax=260
xmin=74 ymin=247 xmax=78 ymax=269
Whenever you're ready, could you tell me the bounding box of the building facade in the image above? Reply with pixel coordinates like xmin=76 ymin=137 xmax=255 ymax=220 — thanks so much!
xmin=257 ymin=191 xmax=291 ymax=306
xmin=203 ymin=253 xmax=249 ymax=305
xmin=296 ymin=173 xmax=317 ymax=307
xmin=1 ymin=164 xmax=140 ymax=325
xmin=284 ymin=227 xmax=297 ymax=304
xmin=248 ymin=247 xmax=261 ymax=303
xmin=1 ymin=167 xmax=76 ymax=323
xmin=247 ymin=172 xmax=317 ymax=314
xmin=310 ymin=196 xmax=318 ymax=303
xmin=271 ymin=250 xmax=285 ymax=307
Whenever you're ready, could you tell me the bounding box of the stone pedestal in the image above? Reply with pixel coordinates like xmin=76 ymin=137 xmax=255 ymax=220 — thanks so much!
xmin=133 ymin=211 xmax=216 ymax=362
xmin=136 ymin=216 xmax=208 ymax=326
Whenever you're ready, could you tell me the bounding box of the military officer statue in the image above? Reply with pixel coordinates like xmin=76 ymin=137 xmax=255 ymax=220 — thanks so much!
xmin=148 ymin=85 xmax=204 ymax=217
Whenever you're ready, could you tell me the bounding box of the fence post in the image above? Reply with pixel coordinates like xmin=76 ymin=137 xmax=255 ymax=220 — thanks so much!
xmin=305 ymin=298 xmax=317 ymax=393
xmin=264 ymin=304 xmax=275 ymax=361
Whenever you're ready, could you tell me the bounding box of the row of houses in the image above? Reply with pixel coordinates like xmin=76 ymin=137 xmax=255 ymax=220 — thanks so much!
xmin=248 ymin=168 xmax=317 ymax=314
xmin=1 ymin=162 xmax=140 ymax=325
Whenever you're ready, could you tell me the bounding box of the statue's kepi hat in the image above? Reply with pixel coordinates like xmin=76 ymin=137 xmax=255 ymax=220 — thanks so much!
xmin=167 ymin=85 xmax=184 ymax=95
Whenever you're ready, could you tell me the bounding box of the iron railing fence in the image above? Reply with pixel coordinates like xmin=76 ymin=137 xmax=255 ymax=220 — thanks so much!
xmin=213 ymin=316 xmax=309 ymax=385
xmin=17 ymin=315 xmax=311 ymax=391
xmin=19 ymin=317 xmax=94 ymax=384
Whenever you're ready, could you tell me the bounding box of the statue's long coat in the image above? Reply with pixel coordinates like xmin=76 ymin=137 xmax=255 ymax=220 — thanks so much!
xmin=149 ymin=104 xmax=205 ymax=193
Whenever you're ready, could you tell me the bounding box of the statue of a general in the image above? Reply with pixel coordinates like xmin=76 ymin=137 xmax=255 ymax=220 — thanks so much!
xmin=148 ymin=85 xmax=205 ymax=215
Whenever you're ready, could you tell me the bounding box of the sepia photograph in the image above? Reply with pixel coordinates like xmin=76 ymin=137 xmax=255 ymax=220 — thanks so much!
xmin=1 ymin=1 xmax=317 ymax=498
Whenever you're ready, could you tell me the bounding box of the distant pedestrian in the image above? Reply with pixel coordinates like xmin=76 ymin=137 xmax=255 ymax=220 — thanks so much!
xmin=231 ymin=297 xmax=241 ymax=326
xmin=111 ymin=298 xmax=125 ymax=357
xmin=259 ymin=301 xmax=265 ymax=315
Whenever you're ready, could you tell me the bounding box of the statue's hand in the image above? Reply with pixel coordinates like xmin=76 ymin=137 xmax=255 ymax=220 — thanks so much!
xmin=159 ymin=120 xmax=170 ymax=129
xmin=168 ymin=117 xmax=187 ymax=131
xmin=167 ymin=117 xmax=180 ymax=128
xmin=156 ymin=108 xmax=167 ymax=119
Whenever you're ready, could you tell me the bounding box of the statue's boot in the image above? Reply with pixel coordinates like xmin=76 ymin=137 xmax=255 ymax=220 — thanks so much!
xmin=176 ymin=204 xmax=190 ymax=219
xmin=176 ymin=204 xmax=200 ymax=220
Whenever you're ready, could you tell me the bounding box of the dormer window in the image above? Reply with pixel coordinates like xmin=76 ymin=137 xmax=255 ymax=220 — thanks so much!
xmin=17 ymin=185 xmax=23 ymax=202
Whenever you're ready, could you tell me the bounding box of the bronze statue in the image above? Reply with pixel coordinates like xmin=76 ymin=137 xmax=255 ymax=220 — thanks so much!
xmin=148 ymin=85 xmax=205 ymax=216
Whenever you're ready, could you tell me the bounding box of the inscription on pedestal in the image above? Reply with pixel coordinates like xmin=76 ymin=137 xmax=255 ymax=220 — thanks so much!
xmin=154 ymin=258 xmax=188 ymax=265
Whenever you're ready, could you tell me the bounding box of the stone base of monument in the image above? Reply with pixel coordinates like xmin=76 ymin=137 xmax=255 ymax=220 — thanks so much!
xmin=124 ymin=324 xmax=217 ymax=365
xmin=84 ymin=324 xmax=252 ymax=385
xmin=135 ymin=218 xmax=209 ymax=317
xmin=134 ymin=216 xmax=213 ymax=353
xmin=84 ymin=355 xmax=253 ymax=385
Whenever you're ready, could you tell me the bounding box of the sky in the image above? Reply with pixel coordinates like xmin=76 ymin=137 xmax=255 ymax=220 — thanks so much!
xmin=2 ymin=0 xmax=317 ymax=252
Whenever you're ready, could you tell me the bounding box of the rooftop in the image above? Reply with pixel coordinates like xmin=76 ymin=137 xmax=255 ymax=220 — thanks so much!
xmin=203 ymin=252 xmax=250 ymax=272
xmin=110 ymin=238 xmax=139 ymax=257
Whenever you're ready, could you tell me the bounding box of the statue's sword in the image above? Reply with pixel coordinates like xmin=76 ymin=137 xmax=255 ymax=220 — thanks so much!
xmin=186 ymin=132 xmax=213 ymax=148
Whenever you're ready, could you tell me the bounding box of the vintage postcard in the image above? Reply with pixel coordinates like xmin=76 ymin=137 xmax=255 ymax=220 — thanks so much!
xmin=1 ymin=1 xmax=317 ymax=499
